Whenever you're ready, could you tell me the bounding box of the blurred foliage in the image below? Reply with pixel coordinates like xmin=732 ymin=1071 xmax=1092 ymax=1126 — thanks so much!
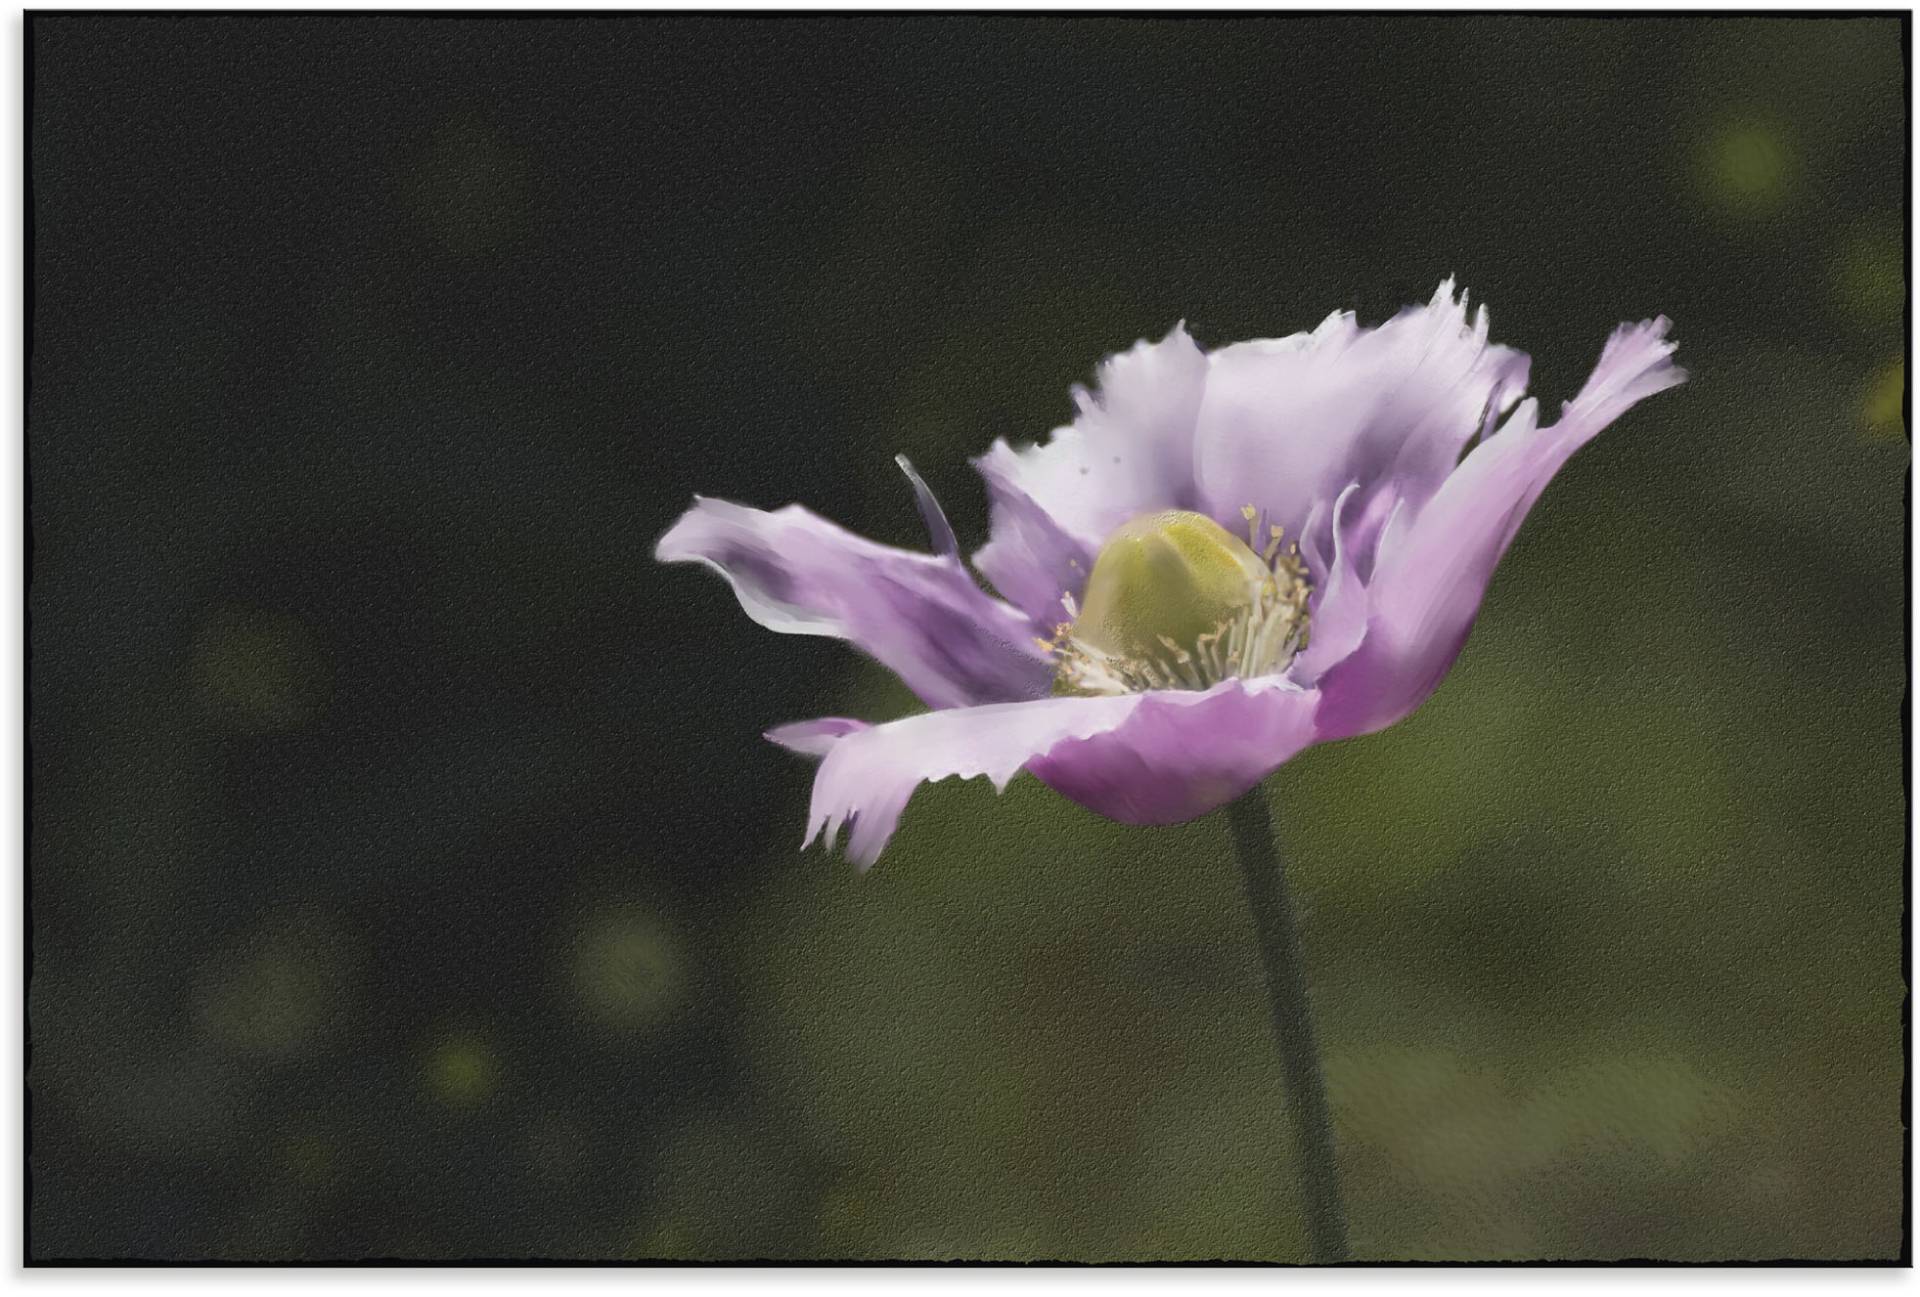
xmin=1831 ymin=216 xmax=1905 ymax=340
xmin=27 ymin=13 xmax=1905 ymax=1262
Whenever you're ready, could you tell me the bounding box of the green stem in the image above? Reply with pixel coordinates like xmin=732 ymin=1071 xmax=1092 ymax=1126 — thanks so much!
xmin=1224 ymin=788 xmax=1350 ymax=1263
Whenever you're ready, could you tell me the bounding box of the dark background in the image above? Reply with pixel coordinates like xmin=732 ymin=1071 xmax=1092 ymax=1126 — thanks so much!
xmin=27 ymin=14 xmax=1907 ymax=1261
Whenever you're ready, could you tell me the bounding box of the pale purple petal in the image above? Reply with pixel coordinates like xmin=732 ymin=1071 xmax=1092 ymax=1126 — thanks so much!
xmin=893 ymin=454 xmax=959 ymax=559
xmin=656 ymin=496 xmax=1052 ymax=710
xmin=1191 ymin=279 xmax=1531 ymax=564
xmin=801 ymin=681 xmax=1321 ymax=869
xmin=1027 ymin=680 xmax=1321 ymax=826
xmin=1314 ymin=317 xmax=1685 ymax=738
xmin=975 ymin=325 xmax=1209 ymax=555
xmin=801 ymin=692 xmax=1153 ymax=869
xmin=970 ymin=451 xmax=1095 ymax=631
xmin=765 ymin=716 xmax=871 ymax=757
xmin=1287 ymin=483 xmax=1375 ymax=686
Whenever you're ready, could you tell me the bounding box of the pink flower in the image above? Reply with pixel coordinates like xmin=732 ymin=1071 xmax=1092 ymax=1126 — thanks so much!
xmin=658 ymin=281 xmax=1684 ymax=868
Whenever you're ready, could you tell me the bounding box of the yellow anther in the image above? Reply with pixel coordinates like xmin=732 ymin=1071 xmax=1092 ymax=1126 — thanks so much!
xmin=1043 ymin=508 xmax=1313 ymax=697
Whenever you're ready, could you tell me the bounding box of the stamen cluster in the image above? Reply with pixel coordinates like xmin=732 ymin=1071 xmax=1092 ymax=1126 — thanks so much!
xmin=1042 ymin=506 xmax=1312 ymax=697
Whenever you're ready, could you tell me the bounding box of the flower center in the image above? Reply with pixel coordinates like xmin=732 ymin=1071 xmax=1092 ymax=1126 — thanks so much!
xmin=1040 ymin=507 xmax=1312 ymax=696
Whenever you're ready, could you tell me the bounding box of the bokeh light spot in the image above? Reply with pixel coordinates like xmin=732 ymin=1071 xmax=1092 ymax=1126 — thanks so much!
xmin=1864 ymin=361 xmax=1905 ymax=440
xmin=195 ymin=911 xmax=351 ymax=1059
xmin=191 ymin=605 xmax=330 ymax=734
xmin=198 ymin=949 xmax=328 ymax=1057
xmin=571 ymin=905 xmax=686 ymax=1034
xmin=1699 ymin=118 xmax=1797 ymax=217
xmin=425 ymin=1030 xmax=501 ymax=1108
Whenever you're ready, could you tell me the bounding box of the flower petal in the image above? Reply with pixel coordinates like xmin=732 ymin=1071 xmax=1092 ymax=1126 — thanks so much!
xmin=765 ymin=716 xmax=871 ymax=756
xmin=1027 ymin=679 xmax=1323 ymax=826
xmin=975 ymin=324 xmax=1210 ymax=555
xmin=1192 ymin=279 xmax=1531 ymax=564
xmin=969 ymin=451 xmax=1096 ymax=631
xmin=1314 ymin=317 xmax=1685 ymax=739
xmin=656 ymin=496 xmax=1052 ymax=710
xmin=893 ymin=454 xmax=959 ymax=560
xmin=802 ymin=692 xmax=1152 ymax=869
xmin=1287 ymin=482 xmax=1376 ymax=686
xmin=796 ymin=679 xmax=1324 ymax=868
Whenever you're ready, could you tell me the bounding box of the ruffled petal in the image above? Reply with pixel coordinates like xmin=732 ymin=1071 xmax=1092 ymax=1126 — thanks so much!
xmin=802 ymin=693 xmax=1153 ymax=869
xmin=1314 ymin=317 xmax=1685 ymax=739
xmin=656 ymin=496 xmax=1052 ymax=711
xmin=796 ymin=679 xmax=1323 ymax=868
xmin=1191 ymin=279 xmax=1531 ymax=565
xmin=974 ymin=325 xmax=1210 ymax=556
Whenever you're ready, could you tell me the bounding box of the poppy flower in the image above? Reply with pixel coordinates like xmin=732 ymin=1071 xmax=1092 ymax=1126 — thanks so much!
xmin=658 ymin=282 xmax=1683 ymax=868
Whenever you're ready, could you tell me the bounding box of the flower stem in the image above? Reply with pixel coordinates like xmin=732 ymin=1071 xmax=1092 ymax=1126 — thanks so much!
xmin=1224 ymin=788 xmax=1349 ymax=1263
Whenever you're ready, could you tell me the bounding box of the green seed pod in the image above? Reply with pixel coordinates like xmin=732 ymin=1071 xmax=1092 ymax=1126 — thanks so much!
xmin=1071 ymin=510 xmax=1272 ymax=659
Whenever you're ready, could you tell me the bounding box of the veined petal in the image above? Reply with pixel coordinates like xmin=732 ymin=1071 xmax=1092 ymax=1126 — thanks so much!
xmin=1314 ymin=317 xmax=1685 ymax=739
xmin=656 ymin=496 xmax=1053 ymax=711
xmin=975 ymin=325 xmax=1210 ymax=557
xmin=1192 ymin=279 xmax=1531 ymax=563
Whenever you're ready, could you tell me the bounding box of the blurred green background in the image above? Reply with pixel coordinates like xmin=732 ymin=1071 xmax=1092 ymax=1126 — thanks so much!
xmin=26 ymin=14 xmax=1905 ymax=1261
